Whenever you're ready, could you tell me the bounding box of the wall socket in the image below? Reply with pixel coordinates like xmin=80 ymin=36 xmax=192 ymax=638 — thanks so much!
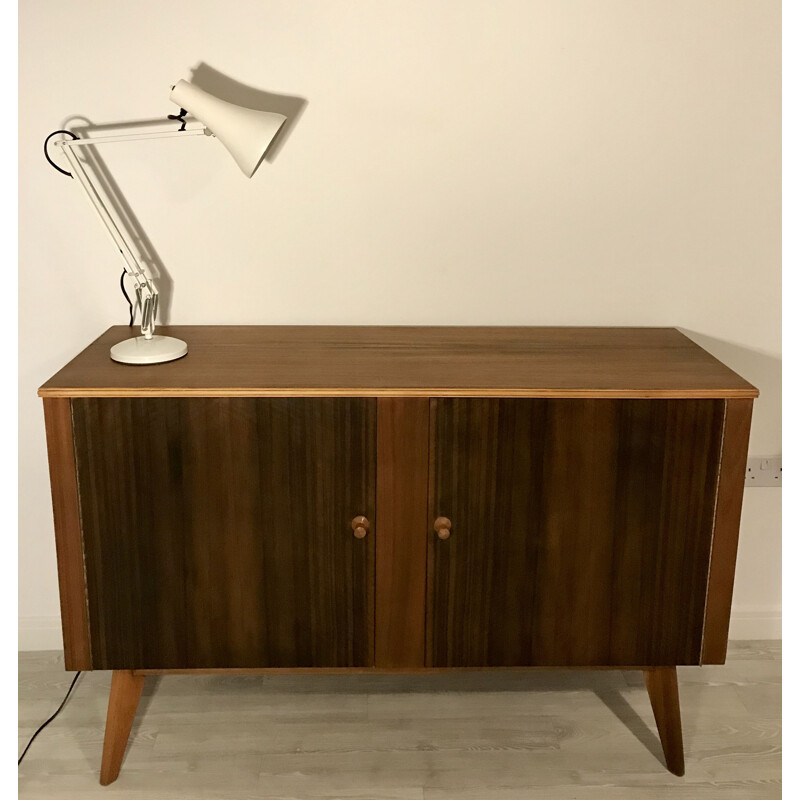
xmin=745 ymin=456 xmax=782 ymax=487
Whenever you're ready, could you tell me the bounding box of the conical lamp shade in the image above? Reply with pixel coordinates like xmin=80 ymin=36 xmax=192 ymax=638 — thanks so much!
xmin=169 ymin=80 xmax=287 ymax=177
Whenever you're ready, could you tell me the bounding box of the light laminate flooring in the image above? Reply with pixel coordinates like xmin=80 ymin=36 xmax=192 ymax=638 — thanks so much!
xmin=18 ymin=642 xmax=781 ymax=799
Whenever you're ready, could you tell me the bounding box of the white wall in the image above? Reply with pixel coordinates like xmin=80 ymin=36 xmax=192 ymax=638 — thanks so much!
xmin=19 ymin=0 xmax=781 ymax=648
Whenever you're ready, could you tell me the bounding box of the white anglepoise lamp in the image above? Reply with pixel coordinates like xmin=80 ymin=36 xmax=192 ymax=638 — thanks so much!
xmin=47 ymin=79 xmax=287 ymax=364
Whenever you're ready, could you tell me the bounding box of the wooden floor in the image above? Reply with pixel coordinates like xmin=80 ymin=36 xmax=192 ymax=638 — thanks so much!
xmin=18 ymin=643 xmax=781 ymax=799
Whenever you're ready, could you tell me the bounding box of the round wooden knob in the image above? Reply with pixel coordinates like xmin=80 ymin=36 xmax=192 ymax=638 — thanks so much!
xmin=434 ymin=516 xmax=452 ymax=540
xmin=351 ymin=515 xmax=369 ymax=539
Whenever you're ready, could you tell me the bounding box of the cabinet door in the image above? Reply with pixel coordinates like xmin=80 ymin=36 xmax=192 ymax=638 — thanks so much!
xmin=427 ymin=398 xmax=725 ymax=667
xmin=72 ymin=398 xmax=376 ymax=669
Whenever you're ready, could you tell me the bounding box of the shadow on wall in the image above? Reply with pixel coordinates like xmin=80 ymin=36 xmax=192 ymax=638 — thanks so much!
xmin=55 ymin=66 xmax=305 ymax=326
xmin=678 ymin=329 xmax=781 ymax=452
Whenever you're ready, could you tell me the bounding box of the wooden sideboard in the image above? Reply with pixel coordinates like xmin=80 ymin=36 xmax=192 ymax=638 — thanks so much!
xmin=39 ymin=326 xmax=757 ymax=784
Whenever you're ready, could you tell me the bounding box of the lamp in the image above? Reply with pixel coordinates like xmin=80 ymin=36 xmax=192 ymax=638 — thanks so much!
xmin=46 ymin=80 xmax=287 ymax=364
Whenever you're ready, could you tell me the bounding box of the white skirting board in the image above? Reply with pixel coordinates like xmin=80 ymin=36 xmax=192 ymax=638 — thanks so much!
xmin=726 ymin=609 xmax=782 ymax=640
xmin=18 ymin=617 xmax=65 ymax=652
xmin=18 ymin=610 xmax=783 ymax=652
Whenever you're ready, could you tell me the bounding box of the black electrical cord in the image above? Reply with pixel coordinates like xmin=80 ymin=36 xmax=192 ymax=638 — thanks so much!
xmin=167 ymin=107 xmax=188 ymax=131
xmin=43 ymin=130 xmax=79 ymax=177
xmin=18 ymin=671 xmax=82 ymax=765
xmin=120 ymin=270 xmax=134 ymax=326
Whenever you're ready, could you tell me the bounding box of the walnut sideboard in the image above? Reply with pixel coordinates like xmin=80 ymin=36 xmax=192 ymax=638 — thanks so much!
xmin=39 ymin=325 xmax=758 ymax=784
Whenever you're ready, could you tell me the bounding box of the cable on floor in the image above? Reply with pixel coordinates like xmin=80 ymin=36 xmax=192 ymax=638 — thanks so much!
xmin=18 ymin=671 xmax=82 ymax=765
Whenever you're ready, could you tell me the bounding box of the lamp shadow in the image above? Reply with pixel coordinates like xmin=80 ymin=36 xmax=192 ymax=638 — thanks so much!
xmin=187 ymin=62 xmax=307 ymax=165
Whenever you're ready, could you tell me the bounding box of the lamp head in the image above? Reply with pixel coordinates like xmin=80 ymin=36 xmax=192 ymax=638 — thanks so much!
xmin=169 ymin=80 xmax=287 ymax=177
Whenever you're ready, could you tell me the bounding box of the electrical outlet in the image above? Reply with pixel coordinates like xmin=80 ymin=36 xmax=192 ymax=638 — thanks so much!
xmin=745 ymin=456 xmax=782 ymax=487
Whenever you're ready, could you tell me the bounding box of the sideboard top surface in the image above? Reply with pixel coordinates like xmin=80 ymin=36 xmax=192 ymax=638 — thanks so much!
xmin=38 ymin=325 xmax=758 ymax=399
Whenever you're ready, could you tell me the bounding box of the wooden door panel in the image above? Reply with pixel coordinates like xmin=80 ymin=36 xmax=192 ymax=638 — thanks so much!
xmin=72 ymin=397 xmax=376 ymax=669
xmin=427 ymin=398 xmax=725 ymax=667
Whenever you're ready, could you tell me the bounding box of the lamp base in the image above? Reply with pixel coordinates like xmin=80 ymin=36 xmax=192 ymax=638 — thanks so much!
xmin=110 ymin=335 xmax=188 ymax=365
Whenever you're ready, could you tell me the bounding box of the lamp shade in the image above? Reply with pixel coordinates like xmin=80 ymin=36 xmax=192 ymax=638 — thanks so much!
xmin=169 ymin=80 xmax=287 ymax=177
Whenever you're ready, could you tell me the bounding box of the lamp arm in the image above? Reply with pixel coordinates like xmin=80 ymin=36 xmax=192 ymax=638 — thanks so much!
xmin=57 ymin=141 xmax=158 ymax=337
xmin=52 ymin=128 xmax=207 ymax=339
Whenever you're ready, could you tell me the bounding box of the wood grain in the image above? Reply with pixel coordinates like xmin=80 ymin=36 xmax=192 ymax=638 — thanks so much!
xmin=702 ymin=399 xmax=754 ymax=664
xmin=42 ymin=398 xmax=91 ymax=670
xmin=71 ymin=397 xmax=376 ymax=669
xmin=375 ymin=399 xmax=429 ymax=667
xmin=645 ymin=666 xmax=685 ymax=776
xmin=38 ymin=326 xmax=758 ymax=399
xmin=427 ymin=398 xmax=725 ymax=667
xmin=99 ymin=670 xmax=145 ymax=785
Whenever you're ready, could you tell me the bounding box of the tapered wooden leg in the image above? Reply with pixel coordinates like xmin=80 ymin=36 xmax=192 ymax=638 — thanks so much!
xmin=645 ymin=666 xmax=685 ymax=776
xmin=100 ymin=670 xmax=145 ymax=785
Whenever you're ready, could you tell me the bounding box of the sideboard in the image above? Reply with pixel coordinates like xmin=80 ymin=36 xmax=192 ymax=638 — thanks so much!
xmin=39 ymin=326 xmax=757 ymax=784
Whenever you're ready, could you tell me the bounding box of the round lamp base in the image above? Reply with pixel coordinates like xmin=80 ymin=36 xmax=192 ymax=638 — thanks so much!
xmin=110 ymin=335 xmax=188 ymax=365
